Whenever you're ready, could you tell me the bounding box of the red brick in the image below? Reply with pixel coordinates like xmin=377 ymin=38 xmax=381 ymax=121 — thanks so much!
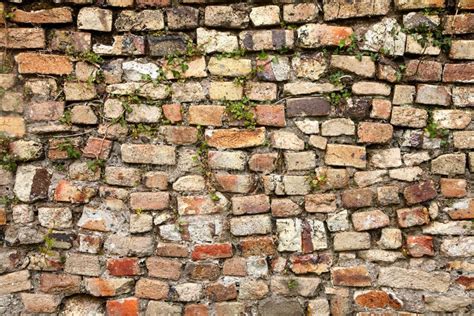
xmin=162 ymin=103 xmax=182 ymax=123
xmin=240 ymin=236 xmax=276 ymax=257
xmin=0 ymin=28 xmax=45 ymax=49
xmin=107 ymin=258 xmax=140 ymax=276
xmin=206 ymin=283 xmax=237 ymax=302
xmin=403 ymin=181 xmax=437 ymax=205
xmin=354 ymin=290 xmax=402 ymax=309
xmin=11 ymin=7 xmax=73 ymax=24
xmin=185 ymin=304 xmax=209 ymax=316
xmin=406 ymin=235 xmax=434 ymax=257
xmin=39 ymin=273 xmax=81 ymax=295
xmin=191 ymin=243 xmax=233 ymax=261
xmin=188 ymin=105 xmax=225 ymax=126
xmin=15 ymin=53 xmax=73 ymax=75
xmin=106 ymin=297 xmax=139 ymax=316
xmin=249 ymin=153 xmax=278 ymax=173
xmin=397 ymin=206 xmax=430 ymax=228
xmin=352 ymin=210 xmax=390 ymax=231
xmin=129 ymin=192 xmax=170 ymax=210
xmin=341 ymin=188 xmax=374 ymax=209
xmin=331 ymin=266 xmax=372 ymax=287
xmin=146 ymin=257 xmax=182 ymax=280
xmin=298 ymin=24 xmax=353 ymax=48
xmin=85 ymin=278 xmax=133 ymax=297
xmin=156 ymin=243 xmax=189 ymax=257
xmin=214 ymin=173 xmax=254 ymax=193
xmin=0 ymin=208 xmax=6 ymax=225
xmin=135 ymin=278 xmax=169 ymax=300
xmin=162 ymin=126 xmax=198 ymax=145
xmin=26 ymin=102 xmax=64 ymax=122
xmin=144 ymin=171 xmax=168 ymax=190
xmin=82 ymin=137 xmax=113 ymax=159
xmin=254 ymin=105 xmax=286 ymax=127
xmin=440 ymin=178 xmax=467 ymax=198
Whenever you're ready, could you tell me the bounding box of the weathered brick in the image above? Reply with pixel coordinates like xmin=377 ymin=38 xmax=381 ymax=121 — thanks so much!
xmin=331 ymin=55 xmax=376 ymax=78
xmin=283 ymin=3 xmax=318 ymax=23
xmin=0 ymin=270 xmax=32 ymax=295
xmin=135 ymin=278 xmax=169 ymax=300
xmin=440 ymin=179 xmax=467 ymax=198
xmin=0 ymin=28 xmax=45 ymax=49
xmin=121 ymin=144 xmax=176 ymax=165
xmin=106 ymin=298 xmax=139 ymax=316
xmin=130 ymin=192 xmax=170 ymax=210
xmin=352 ymin=210 xmax=389 ymax=231
xmin=443 ymin=63 xmax=474 ymax=83
xmin=378 ymin=267 xmax=449 ymax=292
xmin=197 ymin=28 xmax=238 ymax=53
xmin=107 ymin=258 xmax=140 ymax=276
xmin=331 ymin=266 xmax=372 ymax=287
xmin=431 ymin=153 xmax=466 ymax=175
xmin=416 ymin=84 xmax=451 ymax=106
xmin=191 ymin=243 xmax=232 ymax=260
xmin=188 ymin=105 xmax=225 ymax=126
xmin=147 ymin=257 xmax=182 ymax=280
xmin=204 ymin=5 xmax=249 ymax=29
xmin=407 ymin=235 xmax=434 ymax=257
xmin=286 ymin=97 xmax=331 ymax=117
xmin=116 ymin=10 xmax=164 ymax=31
xmin=15 ymin=53 xmax=72 ymax=75
xmin=21 ymin=293 xmax=61 ymax=314
xmin=78 ymin=7 xmax=113 ymax=32
xmin=454 ymin=131 xmax=474 ymax=149
xmin=205 ymin=128 xmax=265 ymax=149
xmin=404 ymin=60 xmax=442 ymax=82
xmin=84 ymin=278 xmax=133 ymax=297
xmin=325 ymin=144 xmax=367 ymax=169
xmin=357 ymin=122 xmax=393 ymax=144
xmin=397 ymin=206 xmax=430 ymax=228
xmin=297 ymin=24 xmax=353 ymax=48
xmin=12 ymin=7 xmax=73 ymax=24
xmin=450 ymin=40 xmax=474 ymax=60
xmin=230 ymin=214 xmax=272 ymax=236
xmin=324 ymin=0 xmax=390 ymax=20
xmin=334 ymin=232 xmax=371 ymax=251
xmin=443 ymin=14 xmax=474 ymax=35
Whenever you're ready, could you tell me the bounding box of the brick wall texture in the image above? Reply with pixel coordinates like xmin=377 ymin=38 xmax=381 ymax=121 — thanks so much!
xmin=0 ymin=0 xmax=473 ymax=314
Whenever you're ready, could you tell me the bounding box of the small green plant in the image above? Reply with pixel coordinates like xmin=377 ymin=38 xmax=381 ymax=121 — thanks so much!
xmin=395 ymin=64 xmax=406 ymax=82
xmin=307 ymin=173 xmax=328 ymax=191
xmin=0 ymin=87 xmax=5 ymax=99
xmin=328 ymin=89 xmax=352 ymax=107
xmin=224 ymin=97 xmax=256 ymax=129
xmin=59 ymin=110 xmax=72 ymax=125
xmin=39 ymin=228 xmax=55 ymax=255
xmin=130 ymin=123 xmax=158 ymax=139
xmin=0 ymin=195 xmax=18 ymax=207
xmin=335 ymin=33 xmax=359 ymax=56
xmin=87 ymin=159 xmax=105 ymax=172
xmin=58 ymin=140 xmax=81 ymax=159
xmin=216 ymin=48 xmax=246 ymax=60
xmin=209 ymin=192 xmax=220 ymax=202
xmin=135 ymin=208 xmax=143 ymax=215
xmin=78 ymin=51 xmax=104 ymax=64
xmin=424 ymin=120 xmax=449 ymax=146
xmin=0 ymin=133 xmax=16 ymax=172
xmin=287 ymin=279 xmax=298 ymax=290
xmin=403 ymin=23 xmax=452 ymax=53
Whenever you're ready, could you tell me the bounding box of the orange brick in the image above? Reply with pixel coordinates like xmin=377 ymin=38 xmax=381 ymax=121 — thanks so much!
xmin=15 ymin=53 xmax=73 ymax=75
xmin=106 ymin=297 xmax=139 ymax=316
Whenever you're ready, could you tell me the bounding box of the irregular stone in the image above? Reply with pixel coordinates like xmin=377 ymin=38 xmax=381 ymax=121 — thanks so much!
xmin=378 ymin=267 xmax=450 ymax=292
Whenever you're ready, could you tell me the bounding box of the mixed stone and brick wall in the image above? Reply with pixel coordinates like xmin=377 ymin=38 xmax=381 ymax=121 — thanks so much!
xmin=0 ymin=0 xmax=473 ymax=314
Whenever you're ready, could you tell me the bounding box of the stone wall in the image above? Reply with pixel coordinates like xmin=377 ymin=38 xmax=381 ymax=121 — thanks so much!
xmin=0 ymin=0 xmax=473 ymax=314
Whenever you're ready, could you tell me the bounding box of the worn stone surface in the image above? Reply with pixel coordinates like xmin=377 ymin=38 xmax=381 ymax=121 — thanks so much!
xmin=1 ymin=2 xmax=471 ymax=314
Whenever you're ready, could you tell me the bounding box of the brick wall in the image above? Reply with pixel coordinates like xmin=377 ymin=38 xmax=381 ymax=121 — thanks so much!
xmin=0 ymin=0 xmax=473 ymax=314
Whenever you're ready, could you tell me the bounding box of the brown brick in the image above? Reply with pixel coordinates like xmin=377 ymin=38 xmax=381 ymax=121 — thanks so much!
xmin=255 ymin=105 xmax=286 ymax=127
xmin=146 ymin=257 xmax=182 ymax=280
xmin=156 ymin=243 xmax=189 ymax=258
xmin=21 ymin=293 xmax=61 ymax=314
xmin=403 ymin=181 xmax=437 ymax=205
xmin=206 ymin=283 xmax=237 ymax=302
xmin=231 ymin=194 xmax=270 ymax=215
xmin=325 ymin=144 xmax=367 ymax=169
xmin=440 ymin=179 xmax=467 ymax=198
xmin=354 ymin=290 xmax=402 ymax=309
xmin=342 ymin=188 xmax=374 ymax=209
xmin=206 ymin=128 xmax=265 ymax=149
xmin=0 ymin=28 xmax=45 ymax=49
xmin=240 ymin=236 xmax=276 ymax=257
xmin=26 ymin=102 xmax=64 ymax=122
xmin=0 ymin=116 xmax=26 ymax=137
xmin=130 ymin=192 xmax=170 ymax=211
xmin=286 ymin=97 xmax=331 ymax=117
xmin=185 ymin=304 xmax=209 ymax=316
xmin=352 ymin=210 xmax=390 ymax=231
xmin=188 ymin=105 xmax=225 ymax=126
xmin=12 ymin=7 xmax=73 ymax=24
xmin=39 ymin=273 xmax=81 ymax=295
xmin=137 ymin=0 xmax=170 ymax=7
xmin=443 ymin=14 xmax=474 ymax=34
xmin=331 ymin=266 xmax=371 ymax=287
xmin=249 ymin=153 xmax=278 ymax=173
xmin=223 ymin=258 xmax=247 ymax=276
xmin=162 ymin=126 xmax=198 ymax=145
xmin=82 ymin=137 xmax=112 ymax=159
xmin=357 ymin=122 xmax=393 ymax=144
xmin=397 ymin=206 xmax=430 ymax=228
xmin=162 ymin=103 xmax=182 ymax=123
xmin=135 ymin=278 xmax=169 ymax=300
xmin=447 ymin=199 xmax=474 ymax=220
xmin=404 ymin=60 xmax=442 ymax=82
xmin=185 ymin=262 xmax=220 ymax=281
xmin=443 ymin=63 xmax=474 ymax=83
xmin=15 ymin=53 xmax=72 ymax=75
